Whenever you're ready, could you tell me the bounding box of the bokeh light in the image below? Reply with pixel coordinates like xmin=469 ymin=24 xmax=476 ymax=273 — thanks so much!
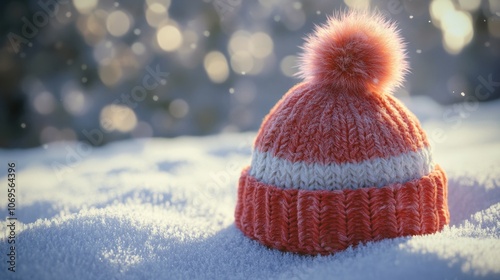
xmin=204 ymin=51 xmax=230 ymax=83
xmin=157 ymin=25 xmax=183 ymax=52
xmin=100 ymin=104 xmax=138 ymax=133
xmin=146 ymin=0 xmax=172 ymax=11
xmin=344 ymin=0 xmax=371 ymax=10
xmin=249 ymin=32 xmax=274 ymax=59
xmin=131 ymin=42 xmax=146 ymax=55
xmin=40 ymin=126 xmax=77 ymax=144
xmin=430 ymin=0 xmax=473 ymax=54
xmin=280 ymin=55 xmax=298 ymax=77
xmin=145 ymin=0 xmax=171 ymax=27
xmin=228 ymin=30 xmax=274 ymax=75
xmin=231 ymin=52 xmax=254 ymax=74
xmin=33 ymin=91 xmax=56 ymax=115
xmin=132 ymin=121 xmax=154 ymax=138
xmin=73 ymin=0 xmax=98 ymax=14
xmin=99 ymin=61 xmax=123 ymax=87
xmin=169 ymin=99 xmax=189 ymax=119
xmin=457 ymin=0 xmax=481 ymax=11
xmin=488 ymin=19 xmax=500 ymax=37
xmin=229 ymin=30 xmax=250 ymax=54
xmin=77 ymin=12 xmax=107 ymax=45
xmin=93 ymin=40 xmax=116 ymax=65
xmin=1 ymin=0 xmax=499 ymax=148
xmin=106 ymin=10 xmax=132 ymax=37
xmin=62 ymin=90 xmax=87 ymax=116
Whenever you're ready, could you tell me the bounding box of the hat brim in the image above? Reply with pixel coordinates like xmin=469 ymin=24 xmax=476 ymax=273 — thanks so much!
xmin=235 ymin=165 xmax=449 ymax=255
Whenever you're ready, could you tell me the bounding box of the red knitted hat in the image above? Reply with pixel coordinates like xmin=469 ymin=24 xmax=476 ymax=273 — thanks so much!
xmin=234 ymin=11 xmax=450 ymax=255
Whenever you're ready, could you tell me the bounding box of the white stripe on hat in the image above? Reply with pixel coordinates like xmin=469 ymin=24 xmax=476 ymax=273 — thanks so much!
xmin=249 ymin=147 xmax=433 ymax=190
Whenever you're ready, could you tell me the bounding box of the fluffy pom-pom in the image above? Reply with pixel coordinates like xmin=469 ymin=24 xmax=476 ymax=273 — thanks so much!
xmin=297 ymin=11 xmax=408 ymax=94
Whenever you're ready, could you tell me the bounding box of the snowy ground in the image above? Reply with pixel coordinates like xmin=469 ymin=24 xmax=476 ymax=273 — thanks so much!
xmin=1 ymin=97 xmax=500 ymax=280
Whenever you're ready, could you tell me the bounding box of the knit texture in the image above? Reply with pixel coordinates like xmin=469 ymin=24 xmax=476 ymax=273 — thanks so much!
xmin=235 ymin=165 xmax=448 ymax=256
xmin=234 ymin=11 xmax=449 ymax=255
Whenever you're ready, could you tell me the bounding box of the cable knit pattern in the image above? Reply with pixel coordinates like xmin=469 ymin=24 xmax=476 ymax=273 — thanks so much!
xmin=234 ymin=11 xmax=449 ymax=256
xmin=235 ymin=166 xmax=449 ymax=256
xmin=254 ymin=84 xmax=429 ymax=165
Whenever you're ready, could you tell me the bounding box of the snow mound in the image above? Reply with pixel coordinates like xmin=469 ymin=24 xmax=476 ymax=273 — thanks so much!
xmin=1 ymin=98 xmax=500 ymax=279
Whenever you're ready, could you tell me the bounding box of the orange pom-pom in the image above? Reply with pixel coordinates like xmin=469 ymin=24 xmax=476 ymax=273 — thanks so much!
xmin=297 ymin=11 xmax=408 ymax=94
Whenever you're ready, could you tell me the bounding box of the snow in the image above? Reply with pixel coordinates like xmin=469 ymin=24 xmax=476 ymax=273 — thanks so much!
xmin=1 ymin=97 xmax=500 ymax=279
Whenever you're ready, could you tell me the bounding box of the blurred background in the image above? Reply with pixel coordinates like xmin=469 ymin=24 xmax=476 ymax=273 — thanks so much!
xmin=0 ymin=0 xmax=499 ymax=148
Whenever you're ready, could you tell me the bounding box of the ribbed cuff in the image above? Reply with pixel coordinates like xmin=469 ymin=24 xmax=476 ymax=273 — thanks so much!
xmin=235 ymin=165 xmax=449 ymax=255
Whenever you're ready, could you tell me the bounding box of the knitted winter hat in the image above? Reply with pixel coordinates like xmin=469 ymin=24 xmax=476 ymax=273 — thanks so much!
xmin=234 ymin=11 xmax=449 ymax=255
